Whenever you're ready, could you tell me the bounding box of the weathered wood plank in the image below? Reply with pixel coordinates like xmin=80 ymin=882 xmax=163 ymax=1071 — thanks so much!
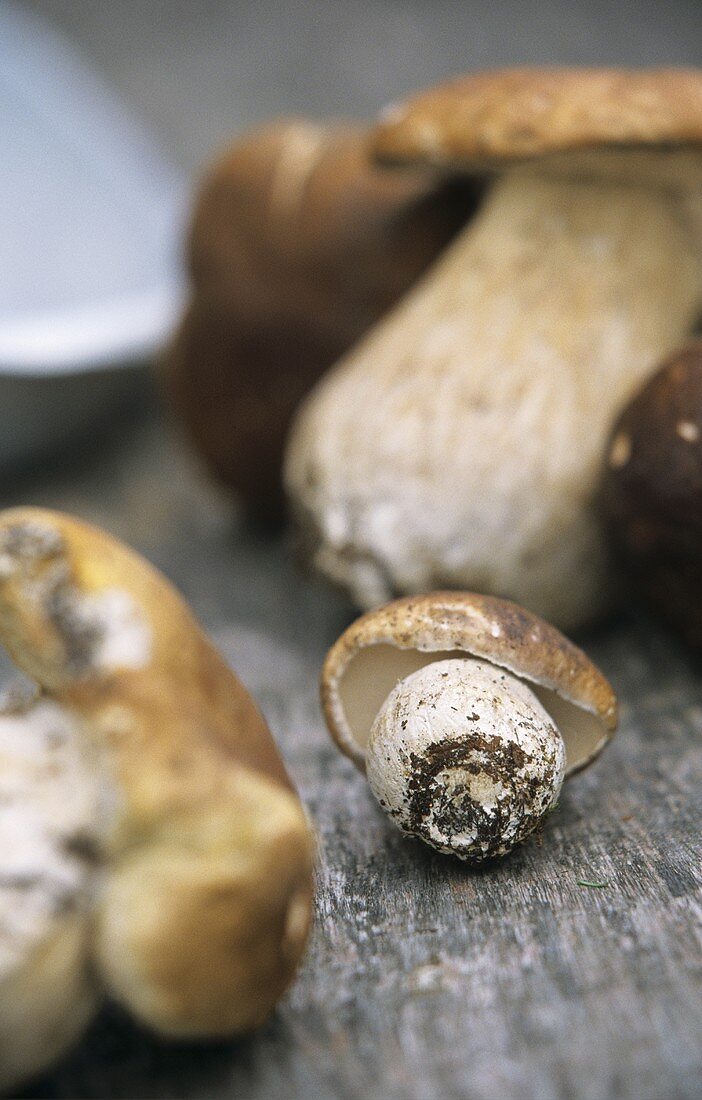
xmin=10 ymin=417 xmax=701 ymax=1100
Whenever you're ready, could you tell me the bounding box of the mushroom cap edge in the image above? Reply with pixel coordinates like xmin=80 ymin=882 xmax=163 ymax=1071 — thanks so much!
xmin=374 ymin=67 xmax=702 ymax=170
xmin=321 ymin=591 xmax=617 ymax=779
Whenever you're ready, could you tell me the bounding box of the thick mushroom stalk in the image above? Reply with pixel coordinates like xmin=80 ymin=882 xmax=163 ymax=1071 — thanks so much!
xmin=0 ymin=509 xmax=313 ymax=1091
xmin=367 ymin=657 xmax=565 ymax=861
xmin=287 ymin=163 xmax=702 ymax=629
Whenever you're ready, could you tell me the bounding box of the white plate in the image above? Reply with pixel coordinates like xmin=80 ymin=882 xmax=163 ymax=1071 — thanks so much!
xmin=0 ymin=3 xmax=187 ymax=464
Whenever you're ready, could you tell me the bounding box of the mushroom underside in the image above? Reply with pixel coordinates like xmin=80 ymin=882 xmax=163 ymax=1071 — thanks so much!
xmin=335 ymin=643 xmax=608 ymax=775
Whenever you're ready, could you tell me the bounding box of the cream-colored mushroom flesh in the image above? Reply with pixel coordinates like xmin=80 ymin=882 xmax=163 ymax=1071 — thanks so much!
xmin=335 ymin=643 xmax=607 ymax=778
xmin=287 ymin=153 xmax=702 ymax=629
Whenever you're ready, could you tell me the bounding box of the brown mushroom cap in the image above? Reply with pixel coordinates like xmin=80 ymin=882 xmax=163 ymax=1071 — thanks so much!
xmin=374 ymin=68 xmax=702 ymax=169
xmin=321 ymin=592 xmax=617 ymax=778
xmin=602 ymin=342 xmax=702 ymax=646
xmin=166 ymin=119 xmax=479 ymax=520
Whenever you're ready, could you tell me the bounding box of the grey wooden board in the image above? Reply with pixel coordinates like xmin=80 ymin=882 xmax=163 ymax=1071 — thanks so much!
xmin=7 ymin=412 xmax=701 ymax=1100
xmin=11 ymin=2 xmax=702 ymax=1097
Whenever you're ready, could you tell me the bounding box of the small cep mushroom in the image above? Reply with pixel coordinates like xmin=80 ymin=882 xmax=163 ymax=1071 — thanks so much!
xmin=321 ymin=592 xmax=617 ymax=861
xmin=286 ymin=68 xmax=702 ymax=630
xmin=0 ymin=508 xmax=313 ymax=1092
xmin=166 ymin=119 xmax=479 ymax=521
xmin=602 ymin=342 xmax=702 ymax=646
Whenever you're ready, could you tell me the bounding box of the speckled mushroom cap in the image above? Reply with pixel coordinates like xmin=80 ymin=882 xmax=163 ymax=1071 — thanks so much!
xmin=374 ymin=68 xmax=702 ymax=170
xmin=321 ymin=592 xmax=617 ymax=778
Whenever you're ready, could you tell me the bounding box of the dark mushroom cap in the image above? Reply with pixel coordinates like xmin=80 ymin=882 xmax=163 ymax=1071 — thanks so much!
xmin=374 ymin=68 xmax=702 ymax=169
xmin=321 ymin=592 xmax=617 ymax=778
xmin=166 ymin=119 xmax=479 ymax=520
xmin=603 ymin=342 xmax=702 ymax=646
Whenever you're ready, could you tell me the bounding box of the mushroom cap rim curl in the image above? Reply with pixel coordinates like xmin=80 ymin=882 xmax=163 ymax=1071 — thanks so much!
xmin=321 ymin=591 xmax=617 ymax=779
xmin=374 ymin=67 xmax=702 ymax=172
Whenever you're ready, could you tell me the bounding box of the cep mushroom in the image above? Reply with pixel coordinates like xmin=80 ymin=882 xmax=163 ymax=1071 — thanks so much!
xmin=0 ymin=508 xmax=313 ymax=1091
xmin=603 ymin=341 xmax=702 ymax=646
xmin=166 ymin=119 xmax=479 ymax=521
xmin=286 ymin=68 xmax=702 ymax=630
xmin=321 ymin=592 xmax=617 ymax=861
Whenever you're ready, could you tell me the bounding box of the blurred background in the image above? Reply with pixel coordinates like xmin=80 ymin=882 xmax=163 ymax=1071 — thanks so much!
xmin=3 ymin=0 xmax=702 ymax=487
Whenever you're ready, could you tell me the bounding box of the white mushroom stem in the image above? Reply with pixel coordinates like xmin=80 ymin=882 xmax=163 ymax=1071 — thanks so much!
xmin=287 ymin=164 xmax=702 ymax=629
xmin=366 ymin=657 xmax=565 ymax=861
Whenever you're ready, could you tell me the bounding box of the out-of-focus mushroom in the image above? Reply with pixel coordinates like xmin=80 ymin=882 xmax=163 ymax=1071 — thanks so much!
xmin=285 ymin=69 xmax=702 ymax=630
xmin=166 ymin=120 xmax=480 ymax=521
xmin=321 ymin=592 xmax=617 ymax=861
xmin=602 ymin=341 xmax=702 ymax=645
xmin=0 ymin=508 xmax=313 ymax=1091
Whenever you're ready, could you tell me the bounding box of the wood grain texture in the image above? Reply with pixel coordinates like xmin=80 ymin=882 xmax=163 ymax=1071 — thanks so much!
xmin=8 ymin=414 xmax=700 ymax=1100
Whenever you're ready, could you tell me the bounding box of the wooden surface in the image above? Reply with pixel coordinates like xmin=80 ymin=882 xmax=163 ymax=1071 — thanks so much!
xmin=13 ymin=4 xmax=702 ymax=1097
xmin=9 ymin=411 xmax=701 ymax=1100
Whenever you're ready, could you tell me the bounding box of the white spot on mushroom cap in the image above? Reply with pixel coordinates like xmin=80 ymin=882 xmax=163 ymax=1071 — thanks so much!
xmin=676 ymin=420 xmax=699 ymax=443
xmin=379 ymin=101 xmax=409 ymax=126
xmin=268 ymin=122 xmax=328 ymax=220
xmin=609 ymin=431 xmax=632 ymax=470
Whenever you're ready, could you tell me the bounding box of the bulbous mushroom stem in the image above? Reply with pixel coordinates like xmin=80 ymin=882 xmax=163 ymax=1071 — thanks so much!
xmin=366 ymin=657 xmax=565 ymax=861
xmin=287 ymin=165 xmax=702 ymax=629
